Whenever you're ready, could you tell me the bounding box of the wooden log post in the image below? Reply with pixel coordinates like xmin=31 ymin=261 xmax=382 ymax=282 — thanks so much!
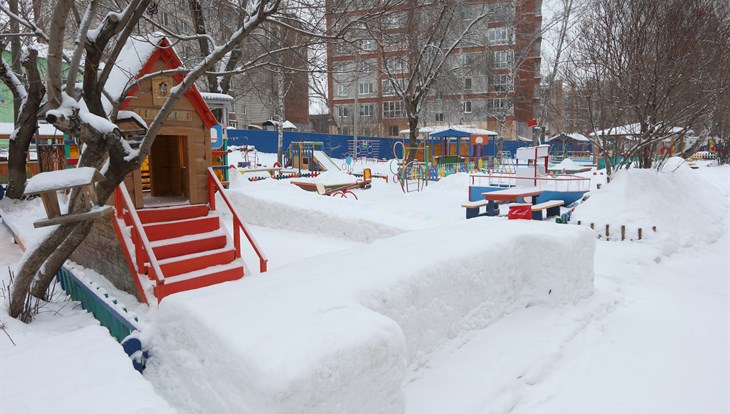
xmin=638 ymin=228 xmax=643 ymax=240
xmin=652 ymin=226 xmax=657 ymax=232
xmin=621 ymin=225 xmax=625 ymax=241
xmin=606 ymin=224 xmax=610 ymax=239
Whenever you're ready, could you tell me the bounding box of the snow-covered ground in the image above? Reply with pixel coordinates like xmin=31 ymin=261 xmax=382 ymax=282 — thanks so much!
xmin=1 ymin=153 xmax=728 ymax=414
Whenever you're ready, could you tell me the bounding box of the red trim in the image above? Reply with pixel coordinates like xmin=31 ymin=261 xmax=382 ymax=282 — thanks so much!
xmin=119 ymin=37 xmax=218 ymax=128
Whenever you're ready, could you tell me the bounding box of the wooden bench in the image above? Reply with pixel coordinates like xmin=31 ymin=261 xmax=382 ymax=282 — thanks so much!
xmin=461 ymin=199 xmax=495 ymax=219
xmin=530 ymin=200 xmax=564 ymax=220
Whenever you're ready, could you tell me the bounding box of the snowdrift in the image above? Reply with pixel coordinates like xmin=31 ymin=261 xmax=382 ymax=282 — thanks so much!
xmin=144 ymin=219 xmax=595 ymax=414
xmin=571 ymin=159 xmax=729 ymax=252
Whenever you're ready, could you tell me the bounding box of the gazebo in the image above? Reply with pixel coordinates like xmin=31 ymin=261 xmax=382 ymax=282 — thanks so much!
xmin=546 ymin=133 xmax=593 ymax=162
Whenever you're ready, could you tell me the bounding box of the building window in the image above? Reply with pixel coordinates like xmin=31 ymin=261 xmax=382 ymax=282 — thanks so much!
xmin=382 ymin=12 xmax=404 ymax=29
xmin=492 ymin=2 xmax=515 ymax=21
xmin=181 ymin=21 xmax=190 ymax=34
xmin=493 ymin=50 xmax=513 ymax=69
xmin=435 ymin=113 xmax=444 ymax=122
xmin=384 ymin=59 xmax=405 ymax=73
xmin=357 ymin=60 xmax=373 ymax=73
xmin=488 ymin=27 xmax=513 ymax=46
xmin=359 ymin=82 xmax=373 ymax=95
xmin=464 ymin=77 xmax=473 ymax=91
xmin=461 ymin=54 xmax=474 ymax=67
xmin=383 ymin=100 xmax=405 ymax=118
xmin=228 ymin=121 xmax=237 ymax=128
xmin=463 ymin=101 xmax=472 ymax=113
xmin=337 ymin=105 xmax=352 ymax=118
xmin=490 ymin=98 xmax=511 ymax=114
xmin=382 ymin=78 xmax=406 ymax=96
xmin=360 ymin=104 xmax=375 ymax=117
xmin=361 ymin=39 xmax=376 ymax=52
xmin=389 ymin=125 xmax=400 ymax=136
xmin=336 ymin=84 xmax=349 ymax=97
xmin=492 ymin=74 xmax=512 ymax=92
xmin=161 ymin=12 xmax=170 ymax=26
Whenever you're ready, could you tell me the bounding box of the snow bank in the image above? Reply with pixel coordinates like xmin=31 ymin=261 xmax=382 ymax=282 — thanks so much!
xmin=144 ymin=219 xmax=595 ymax=414
xmin=1 ymin=326 xmax=175 ymax=414
xmin=571 ymin=159 xmax=729 ymax=253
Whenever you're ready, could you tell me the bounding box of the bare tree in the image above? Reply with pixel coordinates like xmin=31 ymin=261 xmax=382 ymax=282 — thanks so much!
xmin=564 ymin=0 xmax=730 ymax=173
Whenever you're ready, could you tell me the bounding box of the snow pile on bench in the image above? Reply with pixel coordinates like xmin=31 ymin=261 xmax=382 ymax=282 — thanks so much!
xmin=572 ymin=157 xmax=728 ymax=251
xmin=144 ymin=219 xmax=595 ymax=414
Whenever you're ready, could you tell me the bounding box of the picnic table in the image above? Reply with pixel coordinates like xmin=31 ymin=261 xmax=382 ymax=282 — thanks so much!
xmin=481 ymin=187 xmax=543 ymax=216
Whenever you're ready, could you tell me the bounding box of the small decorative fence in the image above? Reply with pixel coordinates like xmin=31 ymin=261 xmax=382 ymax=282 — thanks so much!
xmin=56 ymin=266 xmax=146 ymax=372
xmin=574 ymin=221 xmax=657 ymax=241
xmin=470 ymin=173 xmax=592 ymax=193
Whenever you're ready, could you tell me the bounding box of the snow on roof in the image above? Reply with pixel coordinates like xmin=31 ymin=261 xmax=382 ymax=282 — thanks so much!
xmin=263 ymin=120 xmax=298 ymax=129
xmin=200 ymin=92 xmax=235 ymax=102
xmin=400 ymin=125 xmax=498 ymax=136
xmin=0 ymin=122 xmax=64 ymax=137
xmin=548 ymin=133 xmax=590 ymax=142
xmin=105 ymin=33 xmax=166 ymax=104
xmin=24 ymin=167 xmax=102 ymax=194
xmin=589 ymin=123 xmax=686 ymax=137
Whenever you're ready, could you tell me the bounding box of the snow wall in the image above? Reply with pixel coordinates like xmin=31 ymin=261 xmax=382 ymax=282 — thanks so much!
xmin=144 ymin=219 xmax=595 ymax=414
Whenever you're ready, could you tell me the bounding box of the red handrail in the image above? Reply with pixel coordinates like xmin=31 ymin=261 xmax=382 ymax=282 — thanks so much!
xmin=207 ymin=167 xmax=268 ymax=273
xmin=114 ymin=184 xmax=166 ymax=286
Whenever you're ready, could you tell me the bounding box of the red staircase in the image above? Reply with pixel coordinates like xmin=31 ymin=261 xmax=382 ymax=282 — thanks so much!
xmin=112 ymin=168 xmax=268 ymax=303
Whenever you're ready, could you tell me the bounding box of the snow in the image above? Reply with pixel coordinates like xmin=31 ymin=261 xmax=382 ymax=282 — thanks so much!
xmin=0 ymin=122 xmax=63 ymax=137
xmin=0 ymin=217 xmax=175 ymax=414
xmin=1 ymin=148 xmax=728 ymax=414
xmin=105 ymin=33 xmax=164 ymax=103
xmin=144 ymin=220 xmax=595 ymax=414
xmin=23 ymin=167 xmax=100 ymax=194
xmin=571 ymin=157 xmax=728 ymax=253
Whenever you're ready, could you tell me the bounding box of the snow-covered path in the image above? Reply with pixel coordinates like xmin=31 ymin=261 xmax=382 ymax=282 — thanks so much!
xmin=405 ymin=222 xmax=730 ymax=414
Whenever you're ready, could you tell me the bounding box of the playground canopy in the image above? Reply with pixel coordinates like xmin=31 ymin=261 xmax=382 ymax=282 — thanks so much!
xmin=547 ymin=133 xmax=590 ymax=142
xmin=399 ymin=125 xmax=499 ymax=138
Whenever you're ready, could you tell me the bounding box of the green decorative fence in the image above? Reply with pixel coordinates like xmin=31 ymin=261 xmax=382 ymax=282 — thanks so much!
xmin=56 ymin=266 xmax=146 ymax=372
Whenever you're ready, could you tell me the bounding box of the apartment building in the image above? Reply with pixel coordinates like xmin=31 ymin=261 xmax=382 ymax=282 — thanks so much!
xmin=326 ymin=0 xmax=542 ymax=139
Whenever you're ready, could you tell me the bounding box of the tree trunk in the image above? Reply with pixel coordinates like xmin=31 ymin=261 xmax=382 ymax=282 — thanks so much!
xmin=9 ymin=222 xmax=81 ymax=321
xmin=31 ymin=220 xmax=94 ymax=299
xmin=406 ymin=115 xmax=419 ymax=163
xmin=1 ymin=49 xmax=45 ymax=199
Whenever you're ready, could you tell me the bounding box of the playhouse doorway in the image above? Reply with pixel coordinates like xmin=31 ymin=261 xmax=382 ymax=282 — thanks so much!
xmin=145 ymin=135 xmax=188 ymax=205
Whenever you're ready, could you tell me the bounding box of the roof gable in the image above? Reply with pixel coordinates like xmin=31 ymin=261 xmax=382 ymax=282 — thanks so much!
xmin=115 ymin=36 xmax=218 ymax=129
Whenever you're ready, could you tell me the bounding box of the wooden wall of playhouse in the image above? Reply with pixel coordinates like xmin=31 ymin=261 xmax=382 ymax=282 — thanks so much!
xmin=122 ymin=58 xmax=212 ymax=208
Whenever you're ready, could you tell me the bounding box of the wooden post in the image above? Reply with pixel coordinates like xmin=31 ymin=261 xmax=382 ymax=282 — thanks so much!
xmin=621 ymin=225 xmax=625 ymax=241
xmin=652 ymin=226 xmax=657 ymax=232
xmin=638 ymin=228 xmax=643 ymax=240
xmin=578 ymin=220 xmax=581 ymax=225
xmin=606 ymin=224 xmax=610 ymax=239
xmin=590 ymin=223 xmax=594 ymax=229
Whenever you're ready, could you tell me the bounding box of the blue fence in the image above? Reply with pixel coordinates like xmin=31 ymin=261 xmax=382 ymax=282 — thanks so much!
xmin=227 ymin=129 xmax=531 ymax=160
xmin=56 ymin=266 xmax=146 ymax=372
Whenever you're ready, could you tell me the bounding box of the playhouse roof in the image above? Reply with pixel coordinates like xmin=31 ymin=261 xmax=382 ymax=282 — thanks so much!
xmin=107 ymin=34 xmax=218 ymax=129
xmin=548 ymin=133 xmax=590 ymax=142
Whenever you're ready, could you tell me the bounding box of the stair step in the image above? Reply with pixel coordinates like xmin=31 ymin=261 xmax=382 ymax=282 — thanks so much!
xmin=144 ymin=215 xmax=221 ymax=241
xmin=151 ymin=230 xmax=228 ymax=260
xmin=134 ymin=204 xmax=210 ymax=225
xmin=158 ymin=246 xmax=237 ymax=277
xmin=155 ymin=259 xmax=245 ymax=301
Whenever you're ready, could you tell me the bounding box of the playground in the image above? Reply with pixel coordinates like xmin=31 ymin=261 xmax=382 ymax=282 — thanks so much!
xmin=0 ymin=144 xmax=728 ymax=414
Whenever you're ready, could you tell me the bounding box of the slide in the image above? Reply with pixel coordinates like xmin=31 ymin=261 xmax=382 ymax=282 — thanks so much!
xmin=312 ymin=150 xmax=340 ymax=172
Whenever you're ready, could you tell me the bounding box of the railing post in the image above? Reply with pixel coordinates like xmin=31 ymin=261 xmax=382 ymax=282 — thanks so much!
xmin=208 ymin=171 xmax=216 ymax=211
xmin=114 ymin=188 xmax=123 ymax=219
xmin=132 ymin=229 xmax=146 ymax=274
xmin=233 ymin=216 xmax=241 ymax=258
